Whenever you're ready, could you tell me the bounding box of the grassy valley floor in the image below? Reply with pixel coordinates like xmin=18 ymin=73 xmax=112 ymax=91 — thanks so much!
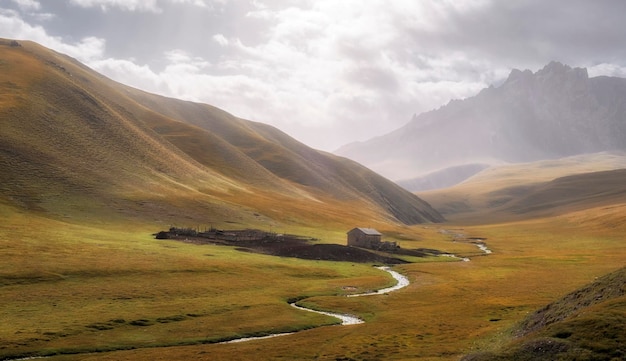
xmin=1 ymin=202 xmax=625 ymax=360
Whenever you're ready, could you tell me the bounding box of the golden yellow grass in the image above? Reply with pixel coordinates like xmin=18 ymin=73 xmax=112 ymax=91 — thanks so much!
xmin=0 ymin=206 xmax=398 ymax=359
xmin=419 ymin=152 xmax=626 ymax=223
xmin=2 ymin=199 xmax=624 ymax=360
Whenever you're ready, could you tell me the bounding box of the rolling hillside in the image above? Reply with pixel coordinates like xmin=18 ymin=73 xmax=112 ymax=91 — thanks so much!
xmin=0 ymin=39 xmax=443 ymax=228
xmin=418 ymin=152 xmax=626 ymax=223
xmin=463 ymin=266 xmax=626 ymax=361
xmin=503 ymin=169 xmax=626 ymax=216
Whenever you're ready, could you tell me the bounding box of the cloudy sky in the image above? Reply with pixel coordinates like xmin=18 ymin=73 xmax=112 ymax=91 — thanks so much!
xmin=2 ymin=0 xmax=626 ymax=151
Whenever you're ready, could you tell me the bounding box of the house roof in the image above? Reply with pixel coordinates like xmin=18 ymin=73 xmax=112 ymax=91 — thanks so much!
xmin=348 ymin=227 xmax=382 ymax=236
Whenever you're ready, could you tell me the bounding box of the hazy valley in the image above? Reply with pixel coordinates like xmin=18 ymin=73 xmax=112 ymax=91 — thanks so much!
xmin=1 ymin=39 xmax=625 ymax=361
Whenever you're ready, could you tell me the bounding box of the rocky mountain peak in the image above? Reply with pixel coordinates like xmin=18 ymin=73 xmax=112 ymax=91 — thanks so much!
xmin=502 ymin=68 xmax=533 ymax=87
xmin=335 ymin=61 xmax=626 ymax=183
xmin=503 ymin=61 xmax=588 ymax=89
xmin=536 ymin=60 xmax=588 ymax=80
xmin=538 ymin=60 xmax=570 ymax=73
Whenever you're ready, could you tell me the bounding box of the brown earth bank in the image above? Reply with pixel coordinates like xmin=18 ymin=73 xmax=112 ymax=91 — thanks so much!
xmin=155 ymin=228 xmax=443 ymax=264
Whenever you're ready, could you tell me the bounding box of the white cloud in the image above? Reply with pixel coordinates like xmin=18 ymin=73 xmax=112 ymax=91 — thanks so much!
xmin=4 ymin=0 xmax=626 ymax=151
xmin=0 ymin=10 xmax=105 ymax=63
xmin=10 ymin=0 xmax=41 ymax=11
xmin=588 ymin=63 xmax=626 ymax=78
xmin=184 ymin=0 xmax=500 ymax=148
xmin=59 ymin=0 xmax=499 ymax=149
xmin=68 ymin=0 xmax=212 ymax=12
xmin=69 ymin=0 xmax=161 ymax=12
xmin=212 ymin=33 xmax=228 ymax=46
xmin=90 ymin=58 xmax=165 ymax=93
xmin=58 ymin=36 xmax=106 ymax=62
xmin=30 ymin=12 xmax=55 ymax=21
xmin=170 ymin=0 xmax=209 ymax=7
xmin=6 ymin=0 xmax=53 ymax=21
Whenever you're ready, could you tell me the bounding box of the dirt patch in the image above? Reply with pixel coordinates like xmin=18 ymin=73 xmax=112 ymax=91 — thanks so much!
xmin=156 ymin=228 xmax=409 ymax=264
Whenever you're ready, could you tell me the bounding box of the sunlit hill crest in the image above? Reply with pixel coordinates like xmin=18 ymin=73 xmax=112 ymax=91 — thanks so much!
xmin=0 ymin=39 xmax=443 ymax=227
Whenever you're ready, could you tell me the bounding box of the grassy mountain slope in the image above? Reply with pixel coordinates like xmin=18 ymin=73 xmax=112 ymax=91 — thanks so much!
xmin=419 ymin=152 xmax=626 ymax=223
xmin=125 ymin=87 xmax=442 ymax=224
xmin=504 ymin=168 xmax=626 ymax=216
xmin=1 ymin=40 xmax=235 ymax=221
xmin=0 ymin=39 xmax=442 ymax=227
xmin=462 ymin=266 xmax=626 ymax=361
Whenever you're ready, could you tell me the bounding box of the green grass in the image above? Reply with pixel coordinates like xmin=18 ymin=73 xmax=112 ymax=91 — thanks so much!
xmin=0 ymin=206 xmax=400 ymax=359
xmin=461 ymin=296 xmax=626 ymax=361
xmin=0 ymin=199 xmax=472 ymax=360
xmin=1 ymin=201 xmax=625 ymax=360
xmin=5 ymin=199 xmax=626 ymax=361
xmin=461 ymin=266 xmax=626 ymax=361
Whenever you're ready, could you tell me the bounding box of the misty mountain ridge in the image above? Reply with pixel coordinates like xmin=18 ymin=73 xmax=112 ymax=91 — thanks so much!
xmin=396 ymin=163 xmax=490 ymax=192
xmin=336 ymin=61 xmax=626 ymax=186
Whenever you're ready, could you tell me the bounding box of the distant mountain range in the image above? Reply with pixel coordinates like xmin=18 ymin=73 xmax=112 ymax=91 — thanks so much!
xmin=336 ymin=61 xmax=626 ymax=189
xmin=0 ymin=39 xmax=443 ymax=227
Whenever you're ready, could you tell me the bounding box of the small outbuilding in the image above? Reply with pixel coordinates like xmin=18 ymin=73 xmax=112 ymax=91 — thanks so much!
xmin=347 ymin=228 xmax=382 ymax=248
xmin=347 ymin=227 xmax=398 ymax=251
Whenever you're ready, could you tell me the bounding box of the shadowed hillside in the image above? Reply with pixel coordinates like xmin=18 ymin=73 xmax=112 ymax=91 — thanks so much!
xmin=462 ymin=267 xmax=626 ymax=361
xmin=122 ymin=87 xmax=442 ymax=224
xmin=0 ymin=39 xmax=443 ymax=227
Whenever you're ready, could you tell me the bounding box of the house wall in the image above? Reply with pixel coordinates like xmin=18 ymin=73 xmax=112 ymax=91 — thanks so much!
xmin=347 ymin=229 xmax=399 ymax=251
xmin=347 ymin=230 xmax=381 ymax=248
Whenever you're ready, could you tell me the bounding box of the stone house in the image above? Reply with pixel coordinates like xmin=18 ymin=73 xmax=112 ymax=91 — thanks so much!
xmin=347 ymin=228 xmax=398 ymax=251
xmin=347 ymin=227 xmax=382 ymax=248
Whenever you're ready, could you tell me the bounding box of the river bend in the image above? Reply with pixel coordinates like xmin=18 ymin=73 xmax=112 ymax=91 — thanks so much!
xmin=221 ymin=266 xmax=409 ymax=343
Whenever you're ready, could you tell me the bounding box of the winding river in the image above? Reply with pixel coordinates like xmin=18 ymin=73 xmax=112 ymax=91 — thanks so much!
xmin=221 ymin=266 xmax=409 ymax=343
xmin=347 ymin=266 xmax=410 ymax=297
xmin=224 ymin=240 xmax=494 ymax=344
xmin=10 ymin=267 xmax=409 ymax=358
xmin=14 ymin=243 xmax=492 ymax=358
